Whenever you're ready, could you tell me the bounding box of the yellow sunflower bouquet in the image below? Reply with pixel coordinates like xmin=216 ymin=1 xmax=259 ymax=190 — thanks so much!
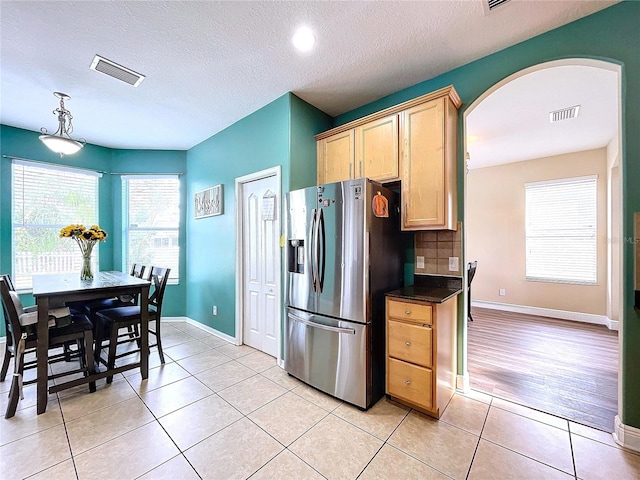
xmin=60 ymin=224 xmax=108 ymax=280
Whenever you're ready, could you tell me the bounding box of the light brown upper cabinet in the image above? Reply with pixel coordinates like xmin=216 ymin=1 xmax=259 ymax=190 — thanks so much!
xmin=401 ymin=95 xmax=458 ymax=231
xmin=316 ymin=86 xmax=461 ymax=230
xmin=317 ymin=130 xmax=354 ymax=185
xmin=317 ymin=115 xmax=398 ymax=185
xmin=355 ymin=114 xmax=399 ymax=182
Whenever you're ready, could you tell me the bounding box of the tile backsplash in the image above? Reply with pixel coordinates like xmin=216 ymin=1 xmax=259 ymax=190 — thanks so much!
xmin=414 ymin=222 xmax=463 ymax=276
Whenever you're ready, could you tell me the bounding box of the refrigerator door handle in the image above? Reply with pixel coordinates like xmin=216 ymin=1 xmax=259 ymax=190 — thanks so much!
xmin=313 ymin=207 xmax=321 ymax=293
xmin=309 ymin=208 xmax=317 ymax=292
xmin=288 ymin=312 xmax=356 ymax=335
xmin=317 ymin=207 xmax=326 ymax=293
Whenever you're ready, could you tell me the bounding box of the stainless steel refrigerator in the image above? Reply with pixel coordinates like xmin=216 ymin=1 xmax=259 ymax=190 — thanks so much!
xmin=284 ymin=178 xmax=403 ymax=409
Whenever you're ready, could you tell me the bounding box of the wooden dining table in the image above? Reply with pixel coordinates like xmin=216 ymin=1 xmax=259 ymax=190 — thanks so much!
xmin=32 ymin=271 xmax=151 ymax=414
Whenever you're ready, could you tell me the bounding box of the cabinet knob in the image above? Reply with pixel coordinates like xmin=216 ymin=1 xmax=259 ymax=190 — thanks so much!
xmin=405 ymin=341 xmax=411 ymax=346
xmin=404 ymin=310 xmax=411 ymax=315
xmin=405 ymin=380 xmax=411 ymax=385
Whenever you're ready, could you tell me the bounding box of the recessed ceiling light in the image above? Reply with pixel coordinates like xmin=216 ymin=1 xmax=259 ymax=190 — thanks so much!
xmin=292 ymin=26 xmax=315 ymax=53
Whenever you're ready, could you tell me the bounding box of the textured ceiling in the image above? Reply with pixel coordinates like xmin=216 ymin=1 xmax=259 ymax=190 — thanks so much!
xmin=0 ymin=1 xmax=618 ymax=151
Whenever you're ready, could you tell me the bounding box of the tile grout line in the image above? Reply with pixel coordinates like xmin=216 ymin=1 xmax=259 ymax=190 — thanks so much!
xmin=480 ymin=396 xmax=578 ymax=477
xmin=56 ymin=393 xmax=82 ymax=480
xmin=380 ymin=409 xmax=454 ymax=479
xmin=464 ymin=396 xmax=493 ymax=480
xmin=567 ymin=422 xmax=579 ymax=479
xmin=352 ymin=404 xmax=413 ymax=480
xmin=122 ymin=365 xmax=205 ymax=479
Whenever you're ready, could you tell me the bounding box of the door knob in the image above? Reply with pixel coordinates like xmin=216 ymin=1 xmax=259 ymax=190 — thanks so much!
xmin=405 ymin=341 xmax=411 ymax=346
xmin=405 ymin=380 xmax=411 ymax=385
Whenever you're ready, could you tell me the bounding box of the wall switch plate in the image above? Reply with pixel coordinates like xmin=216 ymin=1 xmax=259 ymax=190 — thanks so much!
xmin=499 ymin=289 xmax=506 ymax=296
xmin=416 ymin=256 xmax=425 ymax=269
xmin=448 ymin=257 xmax=459 ymax=271
xmin=212 ymin=305 xmax=218 ymax=315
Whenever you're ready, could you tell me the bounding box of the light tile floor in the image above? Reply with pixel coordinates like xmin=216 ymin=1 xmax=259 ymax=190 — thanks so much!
xmin=1 ymin=321 xmax=640 ymax=480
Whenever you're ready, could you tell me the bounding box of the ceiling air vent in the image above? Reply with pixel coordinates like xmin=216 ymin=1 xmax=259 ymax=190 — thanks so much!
xmin=483 ymin=0 xmax=511 ymax=13
xmin=549 ymin=105 xmax=581 ymax=123
xmin=90 ymin=55 xmax=145 ymax=87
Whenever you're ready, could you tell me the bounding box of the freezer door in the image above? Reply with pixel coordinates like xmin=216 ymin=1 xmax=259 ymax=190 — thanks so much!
xmin=285 ymin=186 xmax=318 ymax=313
xmin=316 ymin=179 xmax=366 ymax=322
xmin=284 ymin=308 xmax=369 ymax=408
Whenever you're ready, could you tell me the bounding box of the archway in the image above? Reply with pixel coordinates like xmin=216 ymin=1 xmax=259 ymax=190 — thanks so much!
xmin=461 ymin=58 xmax=623 ymax=431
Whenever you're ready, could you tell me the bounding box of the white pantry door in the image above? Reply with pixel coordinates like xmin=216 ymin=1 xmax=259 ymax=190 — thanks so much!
xmin=241 ymin=175 xmax=279 ymax=357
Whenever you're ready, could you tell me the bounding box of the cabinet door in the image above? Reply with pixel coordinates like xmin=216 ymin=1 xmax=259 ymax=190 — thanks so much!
xmin=400 ymin=98 xmax=456 ymax=230
xmin=317 ymin=130 xmax=354 ymax=185
xmin=355 ymin=114 xmax=399 ymax=182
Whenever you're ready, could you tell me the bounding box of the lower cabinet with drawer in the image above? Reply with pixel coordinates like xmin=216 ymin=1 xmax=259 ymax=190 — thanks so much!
xmin=385 ymin=296 xmax=457 ymax=418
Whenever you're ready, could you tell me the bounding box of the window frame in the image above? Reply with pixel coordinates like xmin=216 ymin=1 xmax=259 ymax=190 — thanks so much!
xmin=11 ymin=159 xmax=102 ymax=292
xmin=524 ymin=175 xmax=598 ymax=285
xmin=121 ymin=174 xmax=181 ymax=284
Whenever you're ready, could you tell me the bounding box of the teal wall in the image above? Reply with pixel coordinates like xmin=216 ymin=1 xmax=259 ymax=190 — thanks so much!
xmin=335 ymin=2 xmax=640 ymax=428
xmin=0 ymin=125 xmax=187 ymax=334
xmin=289 ymin=94 xmax=333 ymax=190
xmin=184 ymin=93 xmax=330 ymax=337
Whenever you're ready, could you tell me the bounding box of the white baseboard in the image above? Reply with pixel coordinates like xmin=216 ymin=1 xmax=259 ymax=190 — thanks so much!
xmin=614 ymin=415 xmax=640 ymax=452
xmin=456 ymin=373 xmax=470 ymax=392
xmin=183 ymin=317 xmax=239 ymax=345
xmin=471 ymin=301 xmax=619 ymax=330
xmin=162 ymin=316 xmax=190 ymax=323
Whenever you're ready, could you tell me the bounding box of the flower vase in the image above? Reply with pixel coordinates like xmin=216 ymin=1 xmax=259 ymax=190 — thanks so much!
xmin=80 ymin=252 xmax=93 ymax=280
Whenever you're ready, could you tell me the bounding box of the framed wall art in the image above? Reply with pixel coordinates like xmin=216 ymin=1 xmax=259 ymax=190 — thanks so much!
xmin=195 ymin=184 xmax=223 ymax=219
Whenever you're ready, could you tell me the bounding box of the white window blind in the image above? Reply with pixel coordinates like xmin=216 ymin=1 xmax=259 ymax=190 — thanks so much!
xmin=12 ymin=159 xmax=101 ymax=290
xmin=525 ymin=176 xmax=597 ymax=284
xmin=123 ymin=175 xmax=180 ymax=282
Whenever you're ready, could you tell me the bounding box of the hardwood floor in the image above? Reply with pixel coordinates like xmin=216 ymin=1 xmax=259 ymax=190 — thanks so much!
xmin=467 ymin=307 xmax=619 ymax=432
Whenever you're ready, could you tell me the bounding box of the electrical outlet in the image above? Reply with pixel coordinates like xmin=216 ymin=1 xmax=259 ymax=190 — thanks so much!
xmin=499 ymin=289 xmax=506 ymax=296
xmin=448 ymin=257 xmax=459 ymax=271
xmin=416 ymin=256 xmax=425 ymax=269
xmin=212 ymin=305 xmax=218 ymax=315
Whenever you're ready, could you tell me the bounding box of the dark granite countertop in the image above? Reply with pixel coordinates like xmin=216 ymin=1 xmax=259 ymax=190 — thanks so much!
xmin=386 ymin=275 xmax=463 ymax=304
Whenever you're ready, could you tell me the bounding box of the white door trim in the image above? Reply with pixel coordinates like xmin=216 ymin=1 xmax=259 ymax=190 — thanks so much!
xmin=235 ymin=166 xmax=282 ymax=362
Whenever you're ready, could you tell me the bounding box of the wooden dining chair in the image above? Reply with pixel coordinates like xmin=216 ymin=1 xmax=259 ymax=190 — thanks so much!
xmin=0 ymin=277 xmax=96 ymax=418
xmin=94 ymin=266 xmax=170 ymax=383
xmin=467 ymin=261 xmax=478 ymax=322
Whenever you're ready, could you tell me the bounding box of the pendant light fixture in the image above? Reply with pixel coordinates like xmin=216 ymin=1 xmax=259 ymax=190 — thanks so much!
xmin=39 ymin=92 xmax=86 ymax=156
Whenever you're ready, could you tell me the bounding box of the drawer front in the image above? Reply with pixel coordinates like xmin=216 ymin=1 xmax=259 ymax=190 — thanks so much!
xmin=388 ymin=320 xmax=432 ymax=367
xmin=387 ymin=357 xmax=433 ymax=409
xmin=387 ymin=299 xmax=432 ymax=325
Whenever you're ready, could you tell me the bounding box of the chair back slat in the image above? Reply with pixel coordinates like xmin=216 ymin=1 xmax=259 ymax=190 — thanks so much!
xmin=131 ymin=263 xmax=146 ymax=279
xmin=148 ymin=267 xmax=171 ymax=314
